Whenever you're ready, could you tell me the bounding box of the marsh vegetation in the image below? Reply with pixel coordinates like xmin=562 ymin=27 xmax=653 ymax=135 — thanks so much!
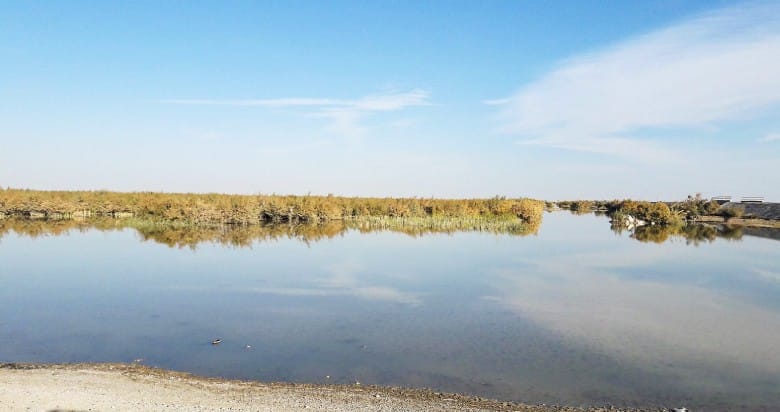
xmin=0 ymin=189 xmax=543 ymax=233
xmin=553 ymin=194 xmax=764 ymax=226
xmin=550 ymin=194 xmax=777 ymax=244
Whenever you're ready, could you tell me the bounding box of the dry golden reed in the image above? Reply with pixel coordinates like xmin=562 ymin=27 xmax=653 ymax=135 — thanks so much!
xmin=0 ymin=189 xmax=544 ymax=235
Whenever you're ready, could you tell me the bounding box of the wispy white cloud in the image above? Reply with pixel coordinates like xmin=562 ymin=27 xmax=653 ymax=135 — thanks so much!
xmin=350 ymin=89 xmax=431 ymax=111
xmin=490 ymin=2 xmax=780 ymax=161
xmin=314 ymin=89 xmax=431 ymax=140
xmin=311 ymin=107 xmax=369 ymax=141
xmin=255 ymin=139 xmax=330 ymax=156
xmin=758 ymin=132 xmax=780 ymax=142
xmin=162 ymin=98 xmax=342 ymax=107
xmin=164 ymin=89 xmax=431 ymax=140
xmin=164 ymin=89 xmax=431 ymax=110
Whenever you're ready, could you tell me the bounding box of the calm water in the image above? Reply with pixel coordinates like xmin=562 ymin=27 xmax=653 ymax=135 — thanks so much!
xmin=1 ymin=213 xmax=779 ymax=410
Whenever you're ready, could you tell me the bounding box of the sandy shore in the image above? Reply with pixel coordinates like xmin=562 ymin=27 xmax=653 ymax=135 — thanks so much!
xmin=0 ymin=363 xmax=655 ymax=412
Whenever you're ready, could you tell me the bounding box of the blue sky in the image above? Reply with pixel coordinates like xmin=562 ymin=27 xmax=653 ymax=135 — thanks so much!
xmin=1 ymin=0 xmax=779 ymax=200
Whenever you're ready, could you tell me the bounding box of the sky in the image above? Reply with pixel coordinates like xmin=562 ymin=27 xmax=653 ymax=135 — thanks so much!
xmin=1 ymin=0 xmax=779 ymax=200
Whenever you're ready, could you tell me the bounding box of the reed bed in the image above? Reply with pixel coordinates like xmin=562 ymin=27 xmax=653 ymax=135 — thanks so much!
xmin=0 ymin=189 xmax=544 ymax=227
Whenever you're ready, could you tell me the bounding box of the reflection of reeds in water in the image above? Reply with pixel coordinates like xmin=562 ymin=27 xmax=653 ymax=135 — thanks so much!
xmin=610 ymin=221 xmax=745 ymax=245
xmin=130 ymin=220 xmax=351 ymax=248
xmin=0 ymin=215 xmax=540 ymax=249
xmin=0 ymin=216 xmax=127 ymax=238
xmin=345 ymin=215 xmax=539 ymax=236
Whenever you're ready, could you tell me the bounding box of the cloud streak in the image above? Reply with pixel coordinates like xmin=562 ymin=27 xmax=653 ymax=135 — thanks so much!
xmin=162 ymin=98 xmax=342 ymax=107
xmin=164 ymin=89 xmax=431 ymax=140
xmin=164 ymin=89 xmax=431 ymax=111
xmin=490 ymin=2 xmax=780 ymax=161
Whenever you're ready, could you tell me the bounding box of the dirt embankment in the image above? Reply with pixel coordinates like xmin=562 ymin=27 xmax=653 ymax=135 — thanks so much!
xmin=718 ymin=202 xmax=780 ymax=222
xmin=695 ymin=202 xmax=780 ymax=228
xmin=0 ymin=363 xmax=656 ymax=412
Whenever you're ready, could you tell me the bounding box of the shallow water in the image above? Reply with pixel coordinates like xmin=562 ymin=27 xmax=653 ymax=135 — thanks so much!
xmin=1 ymin=212 xmax=778 ymax=410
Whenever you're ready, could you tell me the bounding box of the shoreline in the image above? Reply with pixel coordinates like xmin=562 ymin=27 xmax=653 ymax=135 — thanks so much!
xmin=0 ymin=363 xmax=654 ymax=412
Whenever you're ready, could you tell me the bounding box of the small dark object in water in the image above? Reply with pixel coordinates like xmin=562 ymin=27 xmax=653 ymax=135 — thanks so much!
xmin=211 ymin=339 xmax=222 ymax=345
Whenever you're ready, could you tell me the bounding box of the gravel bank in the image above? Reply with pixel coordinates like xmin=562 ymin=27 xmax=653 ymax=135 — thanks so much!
xmin=0 ymin=363 xmax=657 ymax=412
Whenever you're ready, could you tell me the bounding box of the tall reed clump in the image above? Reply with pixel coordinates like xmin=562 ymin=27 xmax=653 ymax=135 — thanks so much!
xmin=554 ymin=200 xmax=595 ymax=213
xmin=608 ymin=200 xmax=683 ymax=226
xmin=670 ymin=193 xmax=721 ymax=220
xmin=569 ymin=200 xmax=594 ymax=213
xmin=0 ymin=189 xmax=544 ymax=228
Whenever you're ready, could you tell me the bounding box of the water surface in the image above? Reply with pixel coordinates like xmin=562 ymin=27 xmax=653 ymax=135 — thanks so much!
xmin=1 ymin=213 xmax=778 ymax=410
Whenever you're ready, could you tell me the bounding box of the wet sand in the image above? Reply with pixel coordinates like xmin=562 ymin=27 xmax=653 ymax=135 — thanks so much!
xmin=0 ymin=363 xmax=655 ymax=412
